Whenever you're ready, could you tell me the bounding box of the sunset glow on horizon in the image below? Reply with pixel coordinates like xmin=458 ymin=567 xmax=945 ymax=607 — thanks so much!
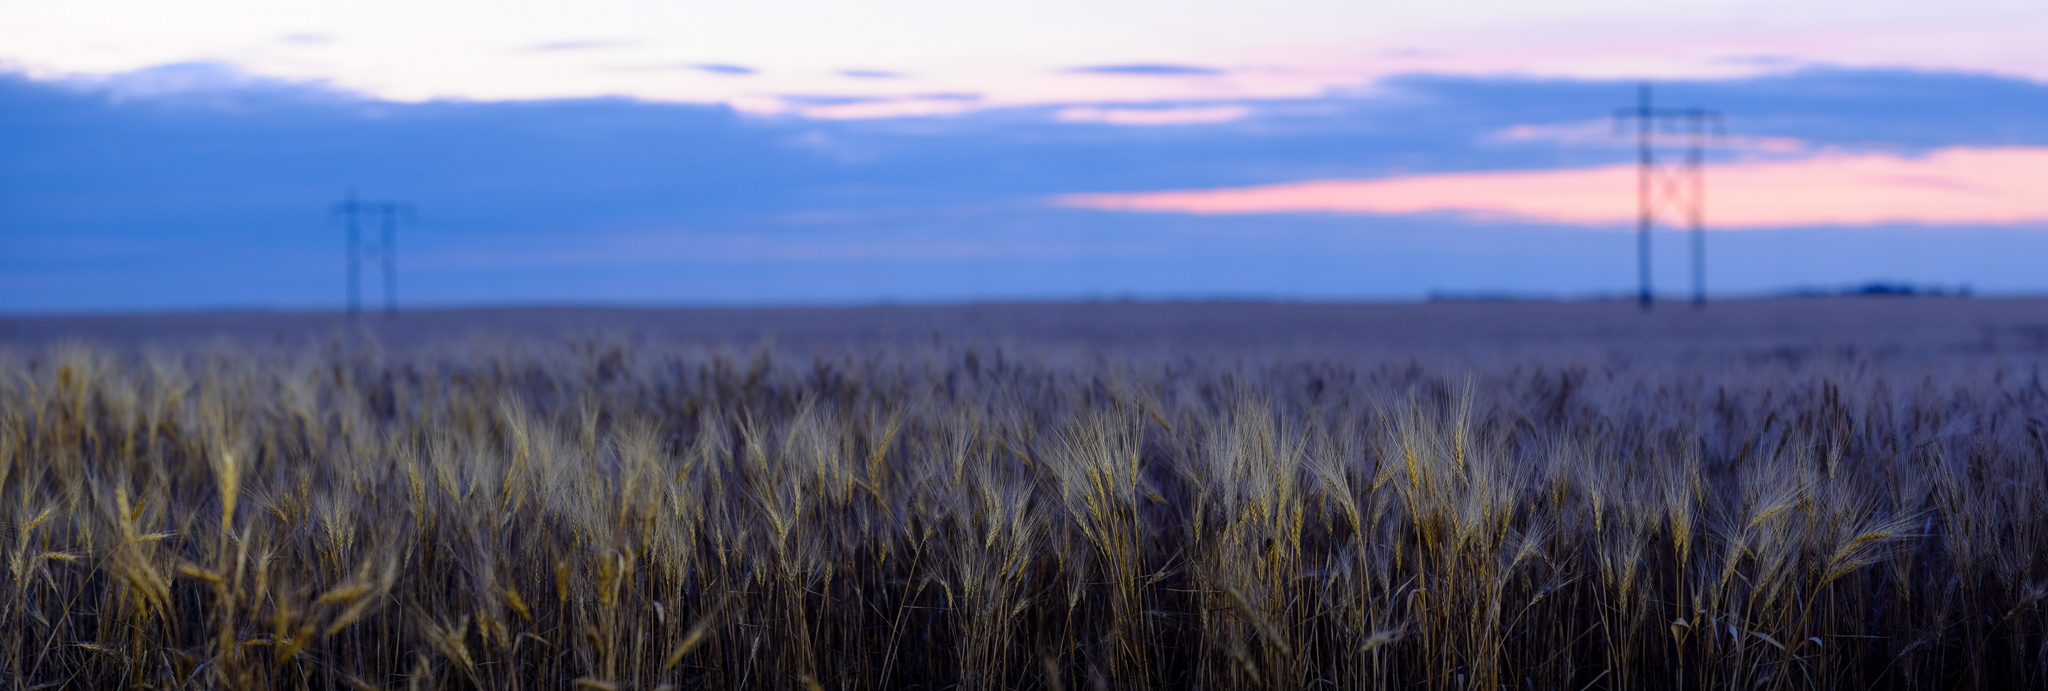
xmin=1057 ymin=147 xmax=2048 ymax=229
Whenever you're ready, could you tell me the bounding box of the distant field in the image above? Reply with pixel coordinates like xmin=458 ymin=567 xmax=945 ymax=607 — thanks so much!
xmin=4 ymin=298 xmax=2047 ymax=689
xmin=6 ymin=296 xmax=2048 ymax=356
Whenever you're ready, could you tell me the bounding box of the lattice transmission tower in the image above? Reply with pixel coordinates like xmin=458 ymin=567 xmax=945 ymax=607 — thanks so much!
xmin=332 ymin=190 xmax=414 ymax=317
xmin=1615 ymin=84 xmax=1723 ymax=310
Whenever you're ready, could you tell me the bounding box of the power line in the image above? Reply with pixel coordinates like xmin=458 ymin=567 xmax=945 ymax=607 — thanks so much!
xmin=1615 ymin=84 xmax=1723 ymax=310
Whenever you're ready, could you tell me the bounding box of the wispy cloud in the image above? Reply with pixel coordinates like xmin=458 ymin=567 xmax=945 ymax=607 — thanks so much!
xmin=50 ymin=61 xmax=356 ymax=102
xmin=278 ymin=33 xmax=332 ymax=46
xmin=1055 ymin=104 xmax=1250 ymax=125
xmin=781 ymin=93 xmax=983 ymax=119
xmin=693 ymin=63 xmax=756 ymax=75
xmin=1716 ymin=55 xmax=1808 ymax=68
xmin=1488 ymin=120 xmax=1808 ymax=154
xmin=840 ymin=69 xmax=902 ymax=79
xmin=597 ymin=62 xmax=758 ymax=75
xmin=1065 ymin=63 xmax=1224 ymax=77
xmin=776 ymin=94 xmax=886 ymax=106
xmin=1057 ymin=147 xmax=2048 ymax=228
xmin=521 ymin=40 xmax=639 ymax=52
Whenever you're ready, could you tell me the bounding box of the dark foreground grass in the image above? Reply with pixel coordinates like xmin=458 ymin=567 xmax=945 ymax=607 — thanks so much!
xmin=3 ymin=335 xmax=2047 ymax=690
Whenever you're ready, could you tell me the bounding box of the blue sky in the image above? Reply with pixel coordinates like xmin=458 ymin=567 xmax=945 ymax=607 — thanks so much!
xmin=4 ymin=1 xmax=2048 ymax=311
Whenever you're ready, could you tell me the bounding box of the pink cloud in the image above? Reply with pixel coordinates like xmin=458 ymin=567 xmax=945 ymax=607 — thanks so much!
xmin=1055 ymin=147 xmax=2048 ymax=228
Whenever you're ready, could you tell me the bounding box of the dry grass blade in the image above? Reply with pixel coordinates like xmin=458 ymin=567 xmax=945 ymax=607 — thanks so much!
xmin=1359 ymin=624 xmax=1406 ymax=652
xmin=1223 ymin=584 xmax=1293 ymax=656
xmin=663 ymin=593 xmax=732 ymax=671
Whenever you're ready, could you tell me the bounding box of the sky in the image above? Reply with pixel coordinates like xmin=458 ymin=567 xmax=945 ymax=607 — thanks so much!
xmin=3 ymin=0 xmax=2048 ymax=312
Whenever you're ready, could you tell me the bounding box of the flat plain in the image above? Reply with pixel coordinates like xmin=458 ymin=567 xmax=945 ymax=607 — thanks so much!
xmin=4 ymin=297 xmax=2047 ymax=690
xmin=7 ymin=297 xmax=2047 ymax=355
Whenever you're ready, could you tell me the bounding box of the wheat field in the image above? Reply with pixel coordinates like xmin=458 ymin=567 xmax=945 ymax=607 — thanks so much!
xmin=4 ymin=304 xmax=2048 ymax=689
